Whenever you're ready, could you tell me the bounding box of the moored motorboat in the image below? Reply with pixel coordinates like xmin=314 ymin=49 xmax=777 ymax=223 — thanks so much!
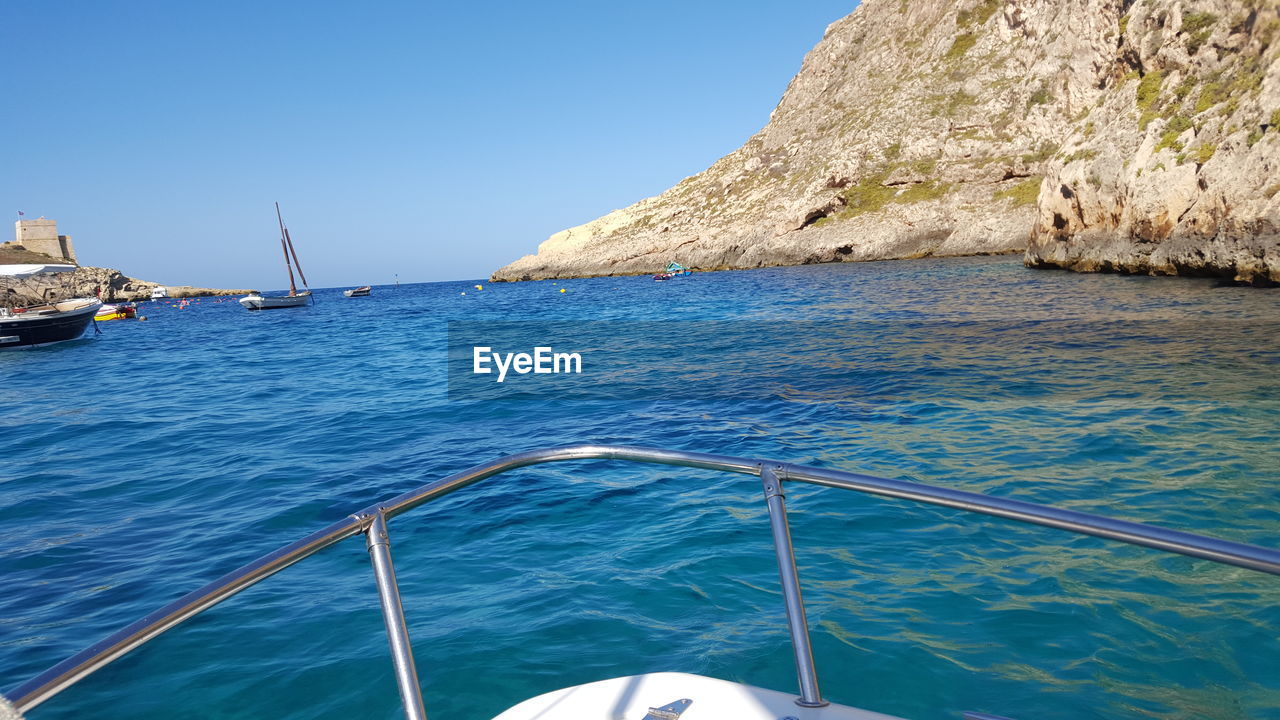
xmin=654 ymin=263 xmax=692 ymax=281
xmin=344 ymin=285 xmax=371 ymax=297
xmin=0 ymin=263 xmax=102 ymax=348
xmin=94 ymin=302 xmax=137 ymax=321
xmin=0 ymin=297 xmax=102 ymax=349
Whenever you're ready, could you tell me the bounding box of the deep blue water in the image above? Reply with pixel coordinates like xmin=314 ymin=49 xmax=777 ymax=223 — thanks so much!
xmin=2 ymin=256 xmax=1278 ymax=720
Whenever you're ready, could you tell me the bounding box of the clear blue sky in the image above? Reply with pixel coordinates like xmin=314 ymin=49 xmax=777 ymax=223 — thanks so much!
xmin=2 ymin=1 xmax=855 ymax=289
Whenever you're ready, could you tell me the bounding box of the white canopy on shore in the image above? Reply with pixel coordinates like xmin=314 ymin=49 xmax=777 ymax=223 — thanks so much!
xmin=0 ymin=264 xmax=77 ymax=278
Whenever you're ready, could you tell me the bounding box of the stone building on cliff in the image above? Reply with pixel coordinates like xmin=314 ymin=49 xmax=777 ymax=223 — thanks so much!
xmin=3 ymin=217 xmax=77 ymax=263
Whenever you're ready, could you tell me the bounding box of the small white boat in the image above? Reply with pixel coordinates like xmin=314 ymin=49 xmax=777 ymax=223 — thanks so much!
xmin=239 ymin=291 xmax=311 ymax=310
xmin=149 ymin=286 xmax=168 ymax=300
xmin=344 ymin=285 xmax=371 ymax=297
xmin=94 ymin=302 xmax=137 ymax=321
xmin=240 ymin=203 xmax=313 ymax=311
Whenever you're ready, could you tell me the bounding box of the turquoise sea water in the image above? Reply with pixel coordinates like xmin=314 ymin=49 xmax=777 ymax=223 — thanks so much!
xmin=2 ymin=255 xmax=1278 ymax=720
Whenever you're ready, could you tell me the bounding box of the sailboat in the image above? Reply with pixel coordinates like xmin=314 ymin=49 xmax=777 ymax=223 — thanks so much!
xmin=240 ymin=203 xmax=312 ymax=311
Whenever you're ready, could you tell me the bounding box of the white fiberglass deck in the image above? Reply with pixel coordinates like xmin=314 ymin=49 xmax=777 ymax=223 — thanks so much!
xmin=493 ymin=672 xmax=904 ymax=720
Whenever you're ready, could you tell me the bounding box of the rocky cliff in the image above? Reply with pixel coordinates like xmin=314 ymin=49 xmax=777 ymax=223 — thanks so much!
xmin=1027 ymin=1 xmax=1280 ymax=284
xmin=1 ymin=250 xmax=250 ymax=306
xmin=55 ymin=267 xmax=251 ymax=302
xmin=492 ymin=0 xmax=1279 ymax=284
xmin=2 ymin=267 xmax=251 ymax=306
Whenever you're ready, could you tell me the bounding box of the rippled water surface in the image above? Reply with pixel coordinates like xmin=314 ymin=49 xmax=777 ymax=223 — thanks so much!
xmin=3 ymin=256 xmax=1278 ymax=720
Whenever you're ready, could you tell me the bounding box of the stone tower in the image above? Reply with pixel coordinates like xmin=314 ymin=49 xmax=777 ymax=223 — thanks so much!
xmin=12 ymin=217 xmax=76 ymax=263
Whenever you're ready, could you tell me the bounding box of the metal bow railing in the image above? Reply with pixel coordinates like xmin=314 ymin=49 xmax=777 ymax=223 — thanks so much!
xmin=9 ymin=445 xmax=1280 ymax=719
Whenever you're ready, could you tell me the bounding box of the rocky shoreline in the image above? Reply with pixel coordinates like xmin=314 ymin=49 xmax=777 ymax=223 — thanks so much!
xmin=2 ymin=244 xmax=250 ymax=304
xmin=491 ymin=0 xmax=1279 ymax=285
xmin=65 ymin=266 xmax=251 ymax=302
xmin=3 ymin=264 xmax=250 ymax=305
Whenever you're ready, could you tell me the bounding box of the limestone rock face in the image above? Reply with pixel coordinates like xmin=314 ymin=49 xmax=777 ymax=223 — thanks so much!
xmin=2 ymin=266 xmax=250 ymax=305
xmin=493 ymin=0 xmax=1278 ymax=284
xmin=65 ymin=267 xmax=162 ymax=302
xmin=493 ymin=0 xmax=1129 ymax=281
xmin=1027 ymin=0 xmax=1280 ymax=284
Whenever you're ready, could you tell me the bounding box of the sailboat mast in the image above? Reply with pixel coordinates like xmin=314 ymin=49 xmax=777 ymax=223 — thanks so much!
xmin=283 ymin=227 xmax=309 ymax=290
xmin=275 ymin=202 xmax=298 ymax=295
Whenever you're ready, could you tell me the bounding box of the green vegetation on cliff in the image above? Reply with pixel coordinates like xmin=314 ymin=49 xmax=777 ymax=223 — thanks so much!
xmin=491 ymin=0 xmax=1279 ymax=285
xmin=993 ymin=177 xmax=1042 ymax=206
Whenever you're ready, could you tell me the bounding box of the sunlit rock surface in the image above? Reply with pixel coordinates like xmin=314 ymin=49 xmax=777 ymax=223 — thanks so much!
xmin=492 ymin=0 xmax=1279 ymax=285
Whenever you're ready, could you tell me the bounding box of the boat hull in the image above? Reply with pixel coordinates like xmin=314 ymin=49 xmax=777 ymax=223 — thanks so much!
xmin=343 ymin=287 xmax=371 ymax=297
xmin=240 ymin=292 xmax=311 ymax=310
xmin=94 ymin=304 xmax=137 ymax=321
xmin=0 ymin=299 xmax=102 ymax=349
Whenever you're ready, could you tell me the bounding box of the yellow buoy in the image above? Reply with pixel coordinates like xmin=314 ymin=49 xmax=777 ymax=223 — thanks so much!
xmin=560 ymin=288 xmax=566 ymax=293
xmin=475 ymin=284 xmax=483 ymax=291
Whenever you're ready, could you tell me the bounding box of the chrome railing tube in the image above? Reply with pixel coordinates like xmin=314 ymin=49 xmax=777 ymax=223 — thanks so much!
xmin=369 ymin=445 xmax=761 ymax=523
xmin=366 ymin=511 xmax=428 ymax=720
xmin=9 ymin=514 xmax=366 ymax=712
xmin=778 ymin=462 xmax=1280 ymax=576
xmin=10 ymin=444 xmax=1280 ymax=714
xmin=760 ymin=464 xmax=827 ymax=708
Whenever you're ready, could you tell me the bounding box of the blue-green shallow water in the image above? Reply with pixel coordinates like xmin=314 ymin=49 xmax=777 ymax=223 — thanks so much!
xmin=2 ymin=256 xmax=1278 ymax=719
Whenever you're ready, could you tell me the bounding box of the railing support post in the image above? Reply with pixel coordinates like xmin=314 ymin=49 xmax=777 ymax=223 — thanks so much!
xmin=366 ymin=510 xmax=429 ymax=720
xmin=760 ymin=464 xmax=828 ymax=708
